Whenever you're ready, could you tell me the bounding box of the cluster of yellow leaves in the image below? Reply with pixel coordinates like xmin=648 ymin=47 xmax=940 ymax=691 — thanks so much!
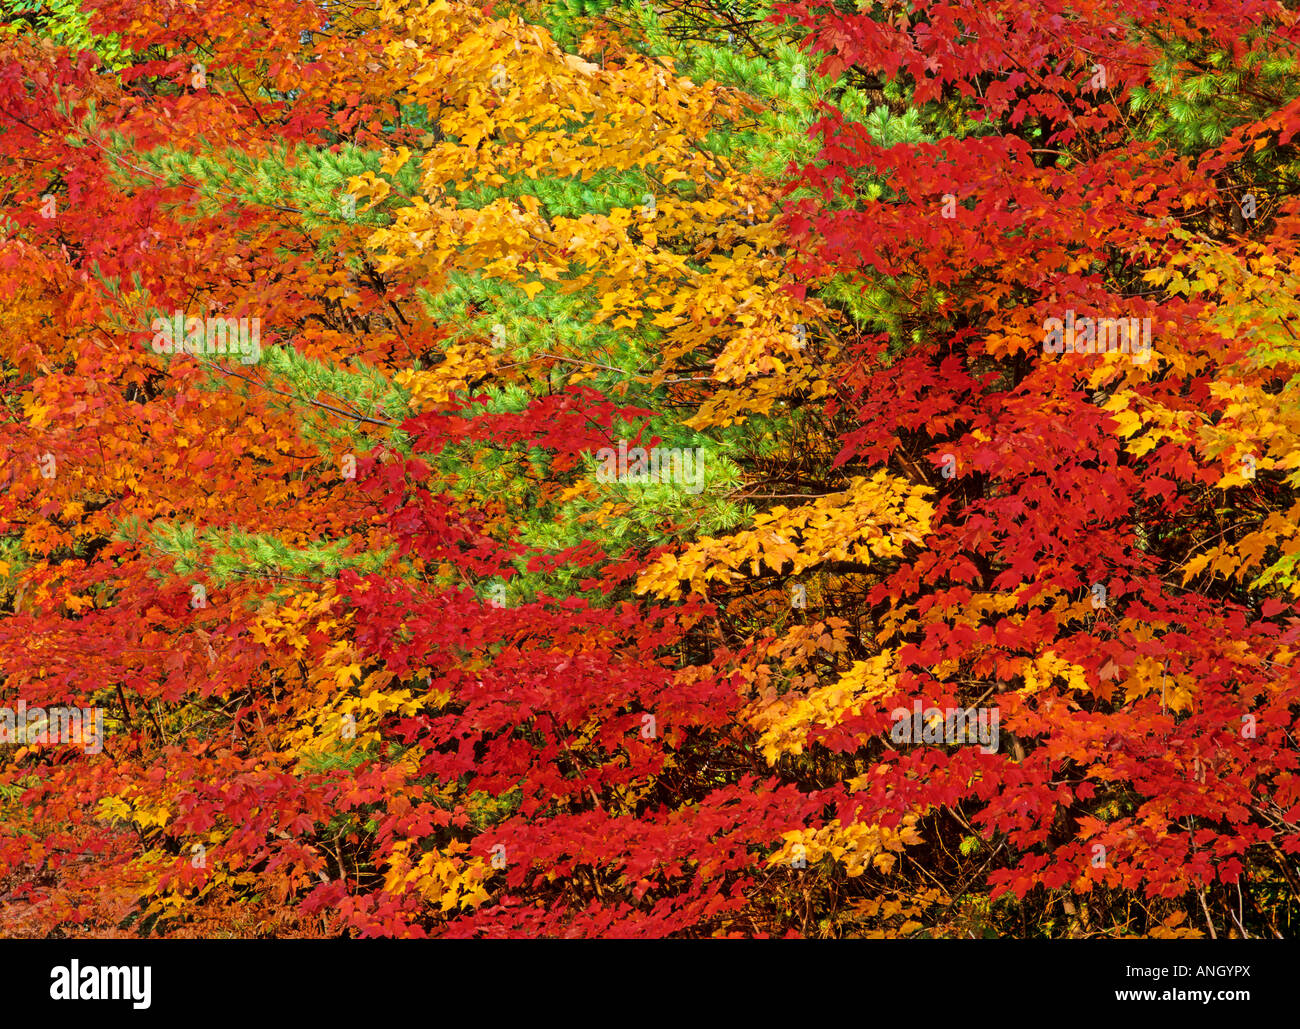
xmin=383 ymin=839 xmax=492 ymax=914
xmin=1020 ymin=641 xmax=1197 ymax=710
xmin=749 ymin=650 xmax=897 ymax=764
xmin=245 ymin=588 xmax=418 ymax=763
xmin=96 ymin=790 xmax=172 ymax=832
xmin=847 ymin=887 xmax=951 ymax=937
xmin=291 ymin=651 xmax=422 ymax=767
xmin=346 ymin=0 xmax=831 ymax=429
xmin=874 ymin=587 xmax=1022 ymax=652
xmin=248 ymin=588 xmax=344 ymax=656
xmin=395 ymin=345 xmax=499 ymax=410
xmin=636 ymin=471 xmax=934 ymax=599
xmin=1114 ymin=230 xmax=1300 ymax=594
xmin=134 ymin=837 xmax=240 ymax=916
xmin=769 ymin=814 xmax=924 ymax=877
xmin=1114 ymin=655 xmax=1197 ymax=713
xmin=1019 ymin=650 xmax=1095 ymax=696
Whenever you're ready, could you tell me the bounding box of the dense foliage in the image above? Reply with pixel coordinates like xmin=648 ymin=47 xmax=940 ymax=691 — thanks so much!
xmin=2 ymin=0 xmax=1300 ymax=938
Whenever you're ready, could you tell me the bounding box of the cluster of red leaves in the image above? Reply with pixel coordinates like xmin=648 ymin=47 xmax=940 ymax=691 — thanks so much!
xmin=775 ymin=0 xmax=1300 ymax=914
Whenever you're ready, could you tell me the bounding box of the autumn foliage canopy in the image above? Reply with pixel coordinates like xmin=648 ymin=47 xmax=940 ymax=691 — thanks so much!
xmin=2 ymin=0 xmax=1300 ymax=938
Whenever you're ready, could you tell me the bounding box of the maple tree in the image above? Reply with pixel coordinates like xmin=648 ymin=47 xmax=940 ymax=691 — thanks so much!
xmin=0 ymin=0 xmax=1298 ymax=940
